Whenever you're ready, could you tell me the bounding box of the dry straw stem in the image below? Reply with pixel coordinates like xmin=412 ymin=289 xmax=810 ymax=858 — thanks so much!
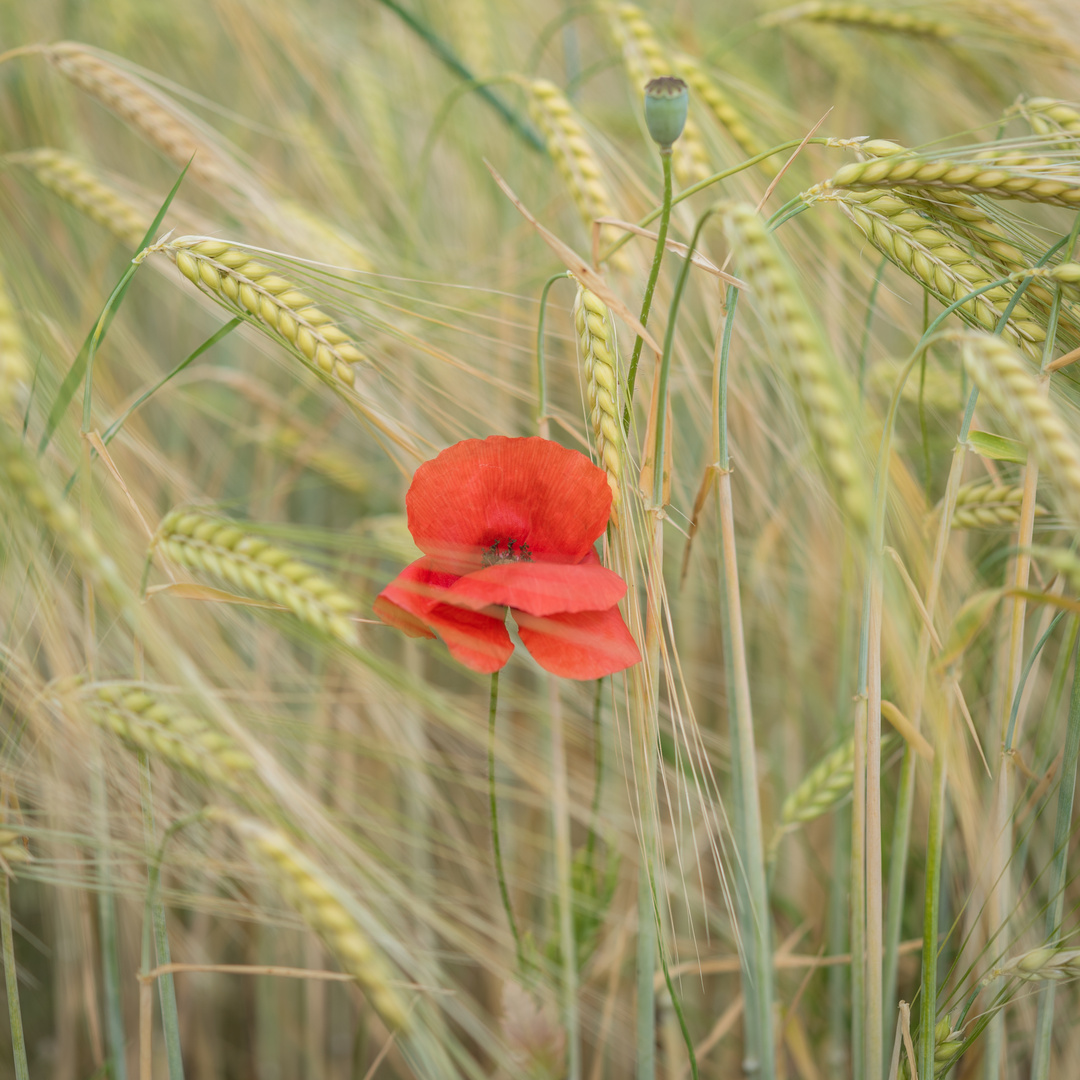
xmin=605 ymin=2 xmax=712 ymax=187
xmin=820 ymin=190 xmax=1045 ymax=357
xmin=218 ymin=812 xmax=411 ymax=1032
xmin=0 ymin=273 xmax=29 ymax=417
xmin=817 ymin=148 xmax=1080 ymax=208
xmin=8 ymin=148 xmax=154 ymax=246
xmin=44 ymin=42 xmax=243 ymax=193
xmin=992 ymin=947 xmax=1080 ymax=982
xmin=165 ymin=238 xmax=367 ymax=388
xmin=521 ymin=78 xmax=630 ymax=272
xmin=950 ymin=480 xmax=1047 ymax=529
xmin=762 ymin=2 xmax=958 ymax=38
xmin=674 ymin=54 xmax=775 ymax=176
xmin=82 ymin=682 xmax=257 ymax=793
xmin=0 ymin=426 xmax=126 ymax=603
xmin=154 ymin=510 xmax=360 ymax=646
xmin=961 ymin=334 xmax=1080 ymax=526
xmin=573 ymin=283 xmax=623 ymax=517
xmin=722 ymin=202 xmax=870 ymax=527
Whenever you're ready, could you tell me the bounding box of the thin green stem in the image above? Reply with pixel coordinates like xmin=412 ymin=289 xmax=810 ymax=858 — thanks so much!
xmin=1031 ymin=633 xmax=1080 ymax=1080
xmin=0 ymin=875 xmax=29 ymax=1080
xmin=857 ymin=257 xmax=888 ymax=402
xmin=488 ymin=672 xmax=522 ymax=968
xmin=584 ymin=678 xmax=604 ymax=874
xmin=536 ymin=272 xmax=569 ymax=440
xmin=919 ymin=749 xmax=948 ymax=1080
xmin=623 ymin=149 xmax=672 ymax=433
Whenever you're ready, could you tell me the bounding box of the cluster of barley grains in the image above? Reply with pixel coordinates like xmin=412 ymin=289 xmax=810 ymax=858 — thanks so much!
xmin=761 ymin=1 xmax=958 ymax=38
xmin=906 ymin=188 xmax=1027 ymax=272
xmin=723 ymin=202 xmax=870 ymax=527
xmin=961 ymin=334 xmax=1080 ymax=525
xmin=0 ymin=273 xmax=29 ymax=417
xmin=674 ymin=53 xmax=774 ymax=174
xmin=0 ymin=425 xmax=125 ymax=603
xmin=901 ymin=1015 xmax=965 ymax=1079
xmin=521 ymin=79 xmax=629 ymax=271
xmin=154 ymin=510 xmax=360 ymax=646
xmin=165 ymin=238 xmax=366 ymax=387
xmin=818 ymin=189 xmax=1045 ymax=357
xmin=1018 ymin=97 xmax=1080 ymax=139
xmin=950 ymin=480 xmax=1047 ymax=529
xmin=605 ymin=2 xmax=712 ymax=187
xmin=83 ymin=683 xmax=257 ymax=793
xmin=573 ymin=282 xmax=623 ymax=517
xmin=44 ymin=42 xmax=243 ymax=194
xmin=220 ymin=813 xmax=411 ymax=1031
xmin=992 ymin=947 xmax=1080 ymax=982
xmin=816 ymin=151 xmax=1080 ymax=208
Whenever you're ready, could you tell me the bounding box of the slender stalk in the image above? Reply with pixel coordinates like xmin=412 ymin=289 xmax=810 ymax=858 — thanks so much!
xmin=851 ymin=583 xmax=868 ymax=1080
xmin=0 ymin=875 xmax=29 ymax=1080
xmin=1030 ymin=633 xmax=1080 ymax=1080
xmin=488 ymin=672 xmax=522 ymax=967
xmin=623 ymin=149 xmax=672 ymax=432
xmin=919 ymin=747 xmax=948 ymax=1080
xmin=536 ymin=272 xmax=569 ymax=440
xmin=549 ymin=680 xmax=580 ymax=1080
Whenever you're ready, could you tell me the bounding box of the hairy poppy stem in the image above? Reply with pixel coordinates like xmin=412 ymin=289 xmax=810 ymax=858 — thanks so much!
xmin=488 ymin=672 xmax=522 ymax=968
xmin=536 ymin=272 xmax=570 ymax=440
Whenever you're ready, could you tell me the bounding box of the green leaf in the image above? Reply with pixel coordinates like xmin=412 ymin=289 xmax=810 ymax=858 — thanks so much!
xmin=967 ymin=429 xmax=1027 ymax=464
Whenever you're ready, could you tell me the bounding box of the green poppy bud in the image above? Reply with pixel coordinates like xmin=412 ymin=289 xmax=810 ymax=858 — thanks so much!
xmin=643 ymin=76 xmax=688 ymax=149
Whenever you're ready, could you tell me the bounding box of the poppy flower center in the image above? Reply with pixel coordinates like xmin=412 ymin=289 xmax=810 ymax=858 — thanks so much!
xmin=482 ymin=538 xmax=533 ymax=567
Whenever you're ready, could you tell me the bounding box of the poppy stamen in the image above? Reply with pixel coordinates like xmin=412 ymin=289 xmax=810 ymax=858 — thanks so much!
xmin=483 ymin=538 xmax=534 ymax=567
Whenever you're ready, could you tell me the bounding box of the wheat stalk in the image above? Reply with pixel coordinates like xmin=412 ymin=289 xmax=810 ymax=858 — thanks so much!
xmin=0 ymin=274 xmax=29 ymax=418
xmin=961 ymin=334 xmax=1080 ymax=526
xmin=217 ymin=812 xmax=411 ymax=1031
xmin=165 ymin=238 xmax=366 ymax=387
xmin=723 ymin=202 xmax=870 ymax=527
xmin=606 ymin=3 xmax=712 ymax=187
xmin=573 ymin=282 xmax=623 ymax=519
xmin=154 ymin=509 xmax=360 ymax=646
xmin=819 ymin=189 xmax=1045 ymax=357
xmin=949 ymin=480 xmax=1047 ymax=529
xmin=521 ymin=79 xmax=629 ymax=271
xmin=83 ymin=683 xmax=256 ymax=793
xmin=762 ymin=2 xmax=957 ymax=38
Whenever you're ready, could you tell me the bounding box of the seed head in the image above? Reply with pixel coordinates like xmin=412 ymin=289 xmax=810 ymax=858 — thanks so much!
xmin=644 ymin=76 xmax=688 ymax=148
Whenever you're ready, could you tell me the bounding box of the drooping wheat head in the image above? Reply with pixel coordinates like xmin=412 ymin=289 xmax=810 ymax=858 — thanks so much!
xmin=950 ymin=480 xmax=1047 ymax=529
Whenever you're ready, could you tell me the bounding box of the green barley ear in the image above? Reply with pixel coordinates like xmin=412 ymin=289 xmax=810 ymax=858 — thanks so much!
xmin=572 ymin=283 xmax=623 ymax=521
xmin=991 ymin=946 xmax=1080 ymax=983
xmin=153 ymin=510 xmax=360 ymax=646
xmin=722 ymin=202 xmax=870 ymax=528
xmin=83 ymin=683 xmax=257 ymax=794
xmin=214 ymin=812 xmax=411 ymax=1031
xmin=950 ymin=480 xmax=1046 ymax=530
xmin=643 ymin=76 xmax=688 ymax=149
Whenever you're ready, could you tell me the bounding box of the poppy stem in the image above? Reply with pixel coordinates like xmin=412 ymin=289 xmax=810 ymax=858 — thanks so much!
xmin=623 ymin=149 xmax=672 ymax=434
xmin=488 ymin=671 xmax=523 ymax=968
xmin=536 ymin=272 xmax=570 ymax=440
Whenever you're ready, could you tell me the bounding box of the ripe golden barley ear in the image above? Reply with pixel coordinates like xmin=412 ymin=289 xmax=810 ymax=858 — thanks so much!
xmin=572 ymin=283 xmax=623 ymax=520
xmin=154 ymin=510 xmax=361 ymax=647
xmin=1016 ymin=97 xmax=1080 ymax=141
xmin=0 ymin=273 xmax=30 ymax=419
xmin=165 ymin=238 xmax=367 ymax=388
xmin=522 ymin=78 xmax=631 ymax=273
xmin=82 ymin=683 xmax=257 ymax=794
xmin=605 ymin=2 xmax=712 ymax=187
xmin=214 ymin=811 xmax=411 ymax=1032
xmin=948 ymin=480 xmax=1047 ymax=530
xmin=961 ymin=334 xmax=1080 ymax=526
xmin=722 ymin=202 xmax=870 ymax=528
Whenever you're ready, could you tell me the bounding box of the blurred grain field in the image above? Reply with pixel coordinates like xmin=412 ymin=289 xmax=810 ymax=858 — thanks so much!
xmin=3 ymin=1 xmax=1080 ymax=1078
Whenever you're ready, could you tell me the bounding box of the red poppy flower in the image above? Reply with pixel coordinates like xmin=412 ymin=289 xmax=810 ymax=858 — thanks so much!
xmin=374 ymin=437 xmax=641 ymax=679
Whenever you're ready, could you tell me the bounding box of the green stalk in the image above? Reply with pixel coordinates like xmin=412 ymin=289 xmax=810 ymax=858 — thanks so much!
xmin=488 ymin=672 xmax=522 ymax=968
xmin=536 ymin=272 xmax=569 ymax=440
xmin=0 ymin=875 xmax=29 ymax=1080
xmin=623 ymin=149 xmax=672 ymax=433
xmin=138 ymin=754 xmax=185 ymax=1080
xmin=1030 ymin=633 xmax=1080 ymax=1079
xmin=919 ymin=747 xmax=948 ymax=1080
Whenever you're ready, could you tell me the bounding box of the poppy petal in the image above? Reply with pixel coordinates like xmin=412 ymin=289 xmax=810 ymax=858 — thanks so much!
xmin=374 ymin=558 xmax=513 ymax=672
xmin=447 ymin=560 xmax=627 ymax=616
xmin=515 ymin=605 xmax=641 ymax=679
xmin=406 ymin=437 xmax=612 ymax=570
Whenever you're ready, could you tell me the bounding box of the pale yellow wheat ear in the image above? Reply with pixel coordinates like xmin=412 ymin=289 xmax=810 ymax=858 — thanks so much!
xmin=722 ymin=202 xmax=870 ymax=528
xmin=760 ymin=2 xmax=958 ymax=39
xmin=212 ymin=811 xmax=411 ymax=1031
xmin=961 ymin=333 xmax=1080 ymax=525
xmin=165 ymin=237 xmax=367 ymax=387
xmin=572 ymin=282 xmax=623 ymax=519
xmin=0 ymin=271 xmax=30 ymax=418
xmin=604 ymin=2 xmax=712 ymax=187
xmin=153 ymin=510 xmax=361 ymax=646
xmin=81 ymin=682 xmax=257 ymax=794
xmin=950 ymin=480 xmax=1047 ymax=529
xmin=43 ymin=42 xmax=260 ymax=198
xmin=520 ymin=78 xmax=631 ymax=273
xmin=1016 ymin=97 xmax=1080 ymax=140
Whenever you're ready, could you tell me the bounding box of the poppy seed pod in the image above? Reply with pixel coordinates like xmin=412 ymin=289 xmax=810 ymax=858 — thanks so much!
xmin=644 ymin=76 xmax=688 ymax=148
